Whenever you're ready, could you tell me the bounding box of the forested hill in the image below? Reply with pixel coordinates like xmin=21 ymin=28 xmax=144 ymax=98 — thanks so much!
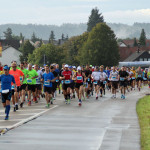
xmin=0 ymin=23 xmax=150 ymax=40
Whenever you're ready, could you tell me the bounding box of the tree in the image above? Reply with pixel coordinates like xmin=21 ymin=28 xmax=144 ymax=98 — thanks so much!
xmin=133 ymin=37 xmax=138 ymax=47
xmin=3 ymin=28 xmax=13 ymax=40
xmin=31 ymin=32 xmax=40 ymax=43
xmin=61 ymin=32 xmax=88 ymax=65
xmin=61 ymin=33 xmax=65 ymax=40
xmin=20 ymin=40 xmax=35 ymax=62
xmin=87 ymin=7 xmax=104 ymax=32
xmin=80 ymin=23 xmax=119 ymax=66
xmin=139 ymin=29 xmax=146 ymax=46
xmin=28 ymin=44 xmax=63 ymax=66
xmin=49 ymin=31 xmax=55 ymax=44
xmin=66 ymin=34 xmax=69 ymax=40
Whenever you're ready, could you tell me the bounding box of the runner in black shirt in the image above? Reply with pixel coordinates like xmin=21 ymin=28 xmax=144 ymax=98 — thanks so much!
xmin=119 ymin=66 xmax=129 ymax=99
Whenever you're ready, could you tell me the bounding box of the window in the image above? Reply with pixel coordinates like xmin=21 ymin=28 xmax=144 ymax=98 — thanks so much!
xmin=148 ymin=58 xmax=150 ymax=61
xmin=139 ymin=58 xmax=143 ymax=61
xmin=144 ymin=58 xmax=147 ymax=61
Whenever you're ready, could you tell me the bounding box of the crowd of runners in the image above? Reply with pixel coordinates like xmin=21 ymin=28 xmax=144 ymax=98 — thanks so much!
xmin=0 ymin=61 xmax=149 ymax=120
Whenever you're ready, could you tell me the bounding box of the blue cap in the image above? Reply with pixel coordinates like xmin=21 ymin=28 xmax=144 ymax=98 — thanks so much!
xmin=3 ymin=66 xmax=9 ymax=70
xmin=69 ymin=66 xmax=72 ymax=69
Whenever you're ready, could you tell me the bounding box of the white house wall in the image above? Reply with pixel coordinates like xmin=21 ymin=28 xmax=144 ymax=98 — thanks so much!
xmin=0 ymin=47 xmax=22 ymax=66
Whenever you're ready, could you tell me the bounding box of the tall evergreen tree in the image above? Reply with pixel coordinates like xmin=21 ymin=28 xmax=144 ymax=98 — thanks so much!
xmin=61 ymin=33 xmax=65 ymax=40
xmin=87 ymin=7 xmax=104 ymax=32
xmin=3 ymin=28 xmax=13 ymax=40
xmin=66 ymin=34 xmax=69 ymax=40
xmin=139 ymin=29 xmax=146 ymax=46
xmin=49 ymin=31 xmax=55 ymax=44
xmin=31 ymin=32 xmax=39 ymax=43
xmin=133 ymin=37 xmax=138 ymax=47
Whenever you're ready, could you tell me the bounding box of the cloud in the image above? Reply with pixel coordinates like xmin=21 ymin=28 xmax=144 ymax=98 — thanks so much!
xmin=104 ymin=9 xmax=150 ymax=24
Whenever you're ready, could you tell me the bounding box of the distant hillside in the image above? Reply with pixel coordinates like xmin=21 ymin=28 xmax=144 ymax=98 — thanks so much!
xmin=0 ymin=23 xmax=150 ymax=40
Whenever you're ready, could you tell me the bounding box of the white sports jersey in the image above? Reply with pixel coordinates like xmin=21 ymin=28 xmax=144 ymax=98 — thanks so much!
xmin=36 ymin=70 xmax=43 ymax=84
xmin=92 ymin=71 xmax=100 ymax=81
xmin=110 ymin=71 xmax=118 ymax=81
xmin=99 ymin=72 xmax=107 ymax=81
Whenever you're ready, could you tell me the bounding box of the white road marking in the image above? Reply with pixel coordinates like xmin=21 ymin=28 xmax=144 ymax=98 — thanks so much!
xmin=8 ymin=105 xmax=58 ymax=130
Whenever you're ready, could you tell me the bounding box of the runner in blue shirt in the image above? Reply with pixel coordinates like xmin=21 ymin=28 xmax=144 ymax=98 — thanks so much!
xmin=41 ymin=65 xmax=55 ymax=108
xmin=0 ymin=65 xmax=16 ymax=120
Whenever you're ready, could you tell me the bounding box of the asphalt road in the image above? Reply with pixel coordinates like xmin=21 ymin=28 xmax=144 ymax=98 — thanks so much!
xmin=0 ymin=87 xmax=149 ymax=150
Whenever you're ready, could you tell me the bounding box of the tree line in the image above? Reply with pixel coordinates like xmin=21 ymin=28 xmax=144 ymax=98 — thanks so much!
xmin=23 ymin=7 xmax=119 ymax=67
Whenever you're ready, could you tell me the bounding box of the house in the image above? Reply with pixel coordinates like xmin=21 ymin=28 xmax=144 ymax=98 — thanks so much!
xmin=119 ymin=39 xmax=150 ymax=61
xmin=123 ymin=51 xmax=150 ymax=62
xmin=0 ymin=39 xmax=20 ymax=50
xmin=0 ymin=46 xmax=22 ymax=66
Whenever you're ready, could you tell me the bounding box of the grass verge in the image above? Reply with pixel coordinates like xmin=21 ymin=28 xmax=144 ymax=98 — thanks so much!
xmin=136 ymin=95 xmax=150 ymax=150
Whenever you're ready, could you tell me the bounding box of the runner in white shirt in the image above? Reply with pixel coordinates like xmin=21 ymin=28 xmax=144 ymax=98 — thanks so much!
xmin=91 ymin=66 xmax=100 ymax=100
xmin=109 ymin=66 xmax=119 ymax=98
xmin=99 ymin=66 xmax=107 ymax=97
xmin=34 ymin=64 xmax=43 ymax=101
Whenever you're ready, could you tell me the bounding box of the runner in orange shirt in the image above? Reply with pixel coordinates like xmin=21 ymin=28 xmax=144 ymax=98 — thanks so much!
xmin=9 ymin=62 xmax=24 ymax=111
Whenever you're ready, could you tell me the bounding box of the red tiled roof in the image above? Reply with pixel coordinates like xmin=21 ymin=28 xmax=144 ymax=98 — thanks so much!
xmin=119 ymin=46 xmax=150 ymax=61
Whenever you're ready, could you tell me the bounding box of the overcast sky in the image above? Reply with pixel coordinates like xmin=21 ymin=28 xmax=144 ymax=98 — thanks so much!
xmin=0 ymin=0 xmax=150 ymax=25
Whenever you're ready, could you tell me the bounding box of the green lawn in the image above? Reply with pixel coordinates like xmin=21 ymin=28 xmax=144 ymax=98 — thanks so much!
xmin=137 ymin=96 xmax=150 ymax=150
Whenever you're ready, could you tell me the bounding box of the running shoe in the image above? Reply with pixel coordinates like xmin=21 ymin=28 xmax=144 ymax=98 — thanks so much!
xmin=123 ymin=95 xmax=125 ymax=99
xmin=67 ymin=99 xmax=70 ymax=104
xmin=111 ymin=95 xmax=114 ymax=99
xmin=78 ymin=100 xmax=82 ymax=106
xmin=96 ymin=96 xmax=98 ymax=100
xmin=15 ymin=104 xmax=19 ymax=110
xmin=13 ymin=107 xmax=16 ymax=112
xmin=5 ymin=116 xmax=9 ymax=120
xmin=45 ymin=103 xmax=50 ymax=108
xmin=121 ymin=94 xmax=123 ymax=99
xmin=28 ymin=101 xmax=31 ymax=106
xmin=73 ymin=95 xmax=75 ymax=98
xmin=20 ymin=102 xmax=24 ymax=108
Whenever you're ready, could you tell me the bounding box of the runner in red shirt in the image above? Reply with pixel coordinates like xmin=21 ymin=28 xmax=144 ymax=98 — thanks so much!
xmin=60 ymin=64 xmax=72 ymax=104
xmin=73 ymin=66 xmax=86 ymax=106
xmin=0 ymin=62 xmax=3 ymax=71
xmin=9 ymin=62 xmax=24 ymax=111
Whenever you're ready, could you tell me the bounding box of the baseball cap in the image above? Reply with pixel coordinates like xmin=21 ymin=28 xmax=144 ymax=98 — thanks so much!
xmin=4 ymin=65 xmax=9 ymax=70
xmin=77 ymin=66 xmax=81 ymax=71
xmin=73 ymin=66 xmax=76 ymax=69
xmin=64 ymin=64 xmax=69 ymax=68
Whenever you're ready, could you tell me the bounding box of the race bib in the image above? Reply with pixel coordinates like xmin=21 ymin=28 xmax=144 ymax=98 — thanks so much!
xmin=65 ymin=80 xmax=71 ymax=84
xmin=36 ymin=78 xmax=39 ymax=82
xmin=44 ymin=81 xmax=50 ymax=85
xmin=88 ymin=78 xmax=90 ymax=82
xmin=138 ymin=75 xmax=141 ymax=77
xmin=20 ymin=77 xmax=23 ymax=81
xmin=120 ymin=77 xmax=124 ymax=81
xmin=84 ymin=82 xmax=88 ymax=88
xmin=143 ymin=77 xmax=147 ymax=80
xmin=11 ymin=85 xmax=15 ymax=89
xmin=77 ymin=76 xmax=82 ymax=80
xmin=56 ymin=80 xmax=59 ymax=82
xmin=27 ymin=79 xmax=32 ymax=83
xmin=112 ymin=76 xmax=116 ymax=79
xmin=93 ymin=81 xmax=98 ymax=84
xmin=2 ymin=89 xmax=9 ymax=94
xmin=103 ymin=81 xmax=107 ymax=84
xmin=132 ymin=77 xmax=135 ymax=79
